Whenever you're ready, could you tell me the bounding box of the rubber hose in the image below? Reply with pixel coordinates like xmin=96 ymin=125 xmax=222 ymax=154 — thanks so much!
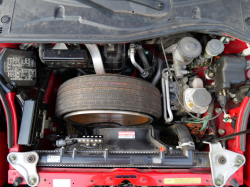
xmin=172 ymin=124 xmax=193 ymax=144
xmin=239 ymin=98 xmax=250 ymax=151
xmin=121 ymin=44 xmax=127 ymax=74
xmin=151 ymin=57 xmax=163 ymax=86
xmin=0 ymin=86 xmax=14 ymax=148
xmin=207 ymin=101 xmax=214 ymax=116
xmin=137 ymin=45 xmax=150 ymax=69
xmin=163 ymin=124 xmax=193 ymax=146
xmin=35 ymin=70 xmax=51 ymax=101
xmin=206 ymin=101 xmax=217 ymax=135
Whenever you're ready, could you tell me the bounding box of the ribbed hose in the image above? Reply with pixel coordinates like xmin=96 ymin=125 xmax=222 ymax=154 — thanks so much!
xmin=0 ymin=86 xmax=13 ymax=148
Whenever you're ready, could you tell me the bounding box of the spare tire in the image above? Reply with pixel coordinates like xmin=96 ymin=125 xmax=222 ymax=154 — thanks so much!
xmin=55 ymin=74 xmax=162 ymax=126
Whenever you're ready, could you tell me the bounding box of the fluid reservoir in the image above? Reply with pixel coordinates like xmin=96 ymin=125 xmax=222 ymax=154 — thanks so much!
xmin=204 ymin=39 xmax=224 ymax=59
xmin=173 ymin=37 xmax=202 ymax=66
xmin=183 ymin=88 xmax=212 ymax=114
xmin=166 ymin=37 xmax=202 ymax=78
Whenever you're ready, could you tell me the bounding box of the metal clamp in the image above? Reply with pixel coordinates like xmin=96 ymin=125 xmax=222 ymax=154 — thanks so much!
xmin=205 ymin=142 xmax=245 ymax=187
xmin=7 ymin=152 xmax=39 ymax=186
xmin=176 ymin=141 xmax=195 ymax=149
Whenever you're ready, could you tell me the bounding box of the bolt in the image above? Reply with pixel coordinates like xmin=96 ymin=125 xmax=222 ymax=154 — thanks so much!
xmin=218 ymin=129 xmax=225 ymax=135
xmin=1 ymin=15 xmax=10 ymax=23
xmin=215 ymin=108 xmax=222 ymax=113
xmin=216 ymin=179 xmax=223 ymax=186
xmin=141 ymin=177 xmax=147 ymax=183
xmin=218 ymin=156 xmax=226 ymax=165
xmin=233 ymin=97 xmax=238 ymax=102
xmin=27 ymin=155 xmax=35 ymax=163
xmin=237 ymin=158 xmax=244 ymax=164
xmin=208 ymin=72 xmax=215 ymax=78
xmin=30 ymin=178 xmax=36 ymax=185
xmin=211 ymin=82 xmax=215 ymax=86
xmin=130 ymin=48 xmax=135 ymax=53
xmin=158 ymin=2 xmax=164 ymax=9
xmin=10 ymin=156 xmax=16 ymax=161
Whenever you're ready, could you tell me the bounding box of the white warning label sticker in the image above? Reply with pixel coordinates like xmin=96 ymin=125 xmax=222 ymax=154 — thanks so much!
xmin=118 ymin=131 xmax=135 ymax=139
xmin=53 ymin=179 xmax=71 ymax=187
xmin=47 ymin=155 xmax=60 ymax=163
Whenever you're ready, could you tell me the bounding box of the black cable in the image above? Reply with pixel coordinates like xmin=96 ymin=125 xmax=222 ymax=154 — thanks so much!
xmin=184 ymin=68 xmax=203 ymax=77
xmin=246 ymin=87 xmax=250 ymax=97
xmin=35 ymin=70 xmax=51 ymax=100
xmin=77 ymin=68 xmax=88 ymax=75
xmin=0 ymin=85 xmax=13 ymax=148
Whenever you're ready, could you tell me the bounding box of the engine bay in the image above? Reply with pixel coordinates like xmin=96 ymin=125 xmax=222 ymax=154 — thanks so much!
xmin=1 ymin=33 xmax=250 ymax=187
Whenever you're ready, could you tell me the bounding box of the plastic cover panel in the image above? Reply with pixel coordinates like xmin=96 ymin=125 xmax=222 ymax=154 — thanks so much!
xmin=0 ymin=0 xmax=249 ymax=43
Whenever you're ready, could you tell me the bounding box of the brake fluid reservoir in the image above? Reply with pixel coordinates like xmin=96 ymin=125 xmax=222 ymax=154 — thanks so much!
xmin=183 ymin=88 xmax=212 ymax=114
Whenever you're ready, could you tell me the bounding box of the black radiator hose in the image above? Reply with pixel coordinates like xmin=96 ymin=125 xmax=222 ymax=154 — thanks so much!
xmin=151 ymin=57 xmax=163 ymax=86
xmin=161 ymin=124 xmax=195 ymax=156
xmin=163 ymin=124 xmax=194 ymax=164
xmin=0 ymin=85 xmax=14 ymax=148
xmin=170 ymin=124 xmax=193 ymax=145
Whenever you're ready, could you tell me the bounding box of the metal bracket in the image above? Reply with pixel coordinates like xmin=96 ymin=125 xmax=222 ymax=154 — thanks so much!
xmin=7 ymin=152 xmax=39 ymax=186
xmin=205 ymin=142 xmax=245 ymax=187
xmin=85 ymin=44 xmax=105 ymax=74
xmin=176 ymin=141 xmax=195 ymax=150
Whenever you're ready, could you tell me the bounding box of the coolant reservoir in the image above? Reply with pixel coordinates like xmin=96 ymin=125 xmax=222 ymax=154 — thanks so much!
xmin=183 ymin=88 xmax=212 ymax=114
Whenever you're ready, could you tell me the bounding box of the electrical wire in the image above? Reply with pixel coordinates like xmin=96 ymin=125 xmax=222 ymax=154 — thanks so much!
xmin=160 ymin=37 xmax=224 ymax=122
